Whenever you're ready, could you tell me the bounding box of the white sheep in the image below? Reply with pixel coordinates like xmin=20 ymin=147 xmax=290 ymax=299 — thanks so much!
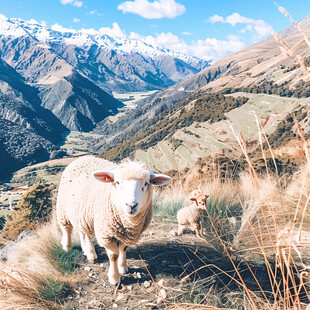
xmin=177 ymin=190 xmax=209 ymax=237
xmin=56 ymin=156 xmax=171 ymax=285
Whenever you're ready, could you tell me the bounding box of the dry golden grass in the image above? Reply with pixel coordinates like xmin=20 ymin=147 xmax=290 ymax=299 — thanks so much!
xmin=0 ymin=216 xmax=84 ymax=309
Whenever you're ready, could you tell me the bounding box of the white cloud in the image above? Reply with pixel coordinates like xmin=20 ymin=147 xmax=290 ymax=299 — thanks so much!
xmin=99 ymin=22 xmax=125 ymax=37
xmin=89 ymin=9 xmax=101 ymax=16
xmin=73 ymin=18 xmax=80 ymax=23
xmin=208 ymin=14 xmax=224 ymax=23
xmin=80 ymin=28 xmax=99 ymax=35
xmin=181 ymin=31 xmax=192 ymax=36
xmin=225 ymin=12 xmax=253 ymax=26
xmin=117 ymin=0 xmax=186 ymax=19
xmin=73 ymin=1 xmax=82 ymax=8
xmin=51 ymin=23 xmax=77 ymax=33
xmin=60 ymin=0 xmax=83 ymax=8
xmin=130 ymin=31 xmax=245 ymax=61
xmin=208 ymin=12 xmax=272 ymax=40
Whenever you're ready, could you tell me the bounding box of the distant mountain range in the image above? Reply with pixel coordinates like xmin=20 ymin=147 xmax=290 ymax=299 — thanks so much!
xmin=0 ymin=15 xmax=209 ymax=93
xmin=0 ymin=15 xmax=210 ymax=180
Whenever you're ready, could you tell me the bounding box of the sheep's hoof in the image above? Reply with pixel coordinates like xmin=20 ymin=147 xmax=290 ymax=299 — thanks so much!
xmin=86 ymin=253 xmax=98 ymax=263
xmin=119 ymin=266 xmax=129 ymax=274
xmin=108 ymin=274 xmax=120 ymax=286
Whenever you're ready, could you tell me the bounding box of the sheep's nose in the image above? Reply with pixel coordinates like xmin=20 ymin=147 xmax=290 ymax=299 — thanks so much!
xmin=126 ymin=202 xmax=138 ymax=209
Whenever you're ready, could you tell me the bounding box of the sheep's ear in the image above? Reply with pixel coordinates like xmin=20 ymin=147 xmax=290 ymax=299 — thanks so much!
xmin=190 ymin=190 xmax=200 ymax=200
xmin=150 ymin=173 xmax=172 ymax=186
xmin=190 ymin=198 xmax=197 ymax=202
xmin=93 ymin=171 xmax=114 ymax=183
xmin=205 ymin=195 xmax=209 ymax=199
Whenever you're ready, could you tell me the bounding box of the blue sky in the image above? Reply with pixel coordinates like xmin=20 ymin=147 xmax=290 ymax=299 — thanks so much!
xmin=0 ymin=0 xmax=309 ymax=60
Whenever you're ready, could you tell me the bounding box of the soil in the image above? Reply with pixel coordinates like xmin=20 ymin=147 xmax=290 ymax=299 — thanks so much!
xmin=65 ymin=219 xmax=228 ymax=310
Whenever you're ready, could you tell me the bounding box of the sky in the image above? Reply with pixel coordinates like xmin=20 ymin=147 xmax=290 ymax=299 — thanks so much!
xmin=0 ymin=0 xmax=309 ymax=61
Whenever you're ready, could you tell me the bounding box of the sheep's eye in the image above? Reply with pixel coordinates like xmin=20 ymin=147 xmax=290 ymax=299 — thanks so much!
xmin=142 ymin=182 xmax=148 ymax=191
xmin=115 ymin=181 xmax=120 ymax=185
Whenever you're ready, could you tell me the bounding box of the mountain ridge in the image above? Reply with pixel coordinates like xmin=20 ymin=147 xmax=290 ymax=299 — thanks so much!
xmin=0 ymin=14 xmax=210 ymax=93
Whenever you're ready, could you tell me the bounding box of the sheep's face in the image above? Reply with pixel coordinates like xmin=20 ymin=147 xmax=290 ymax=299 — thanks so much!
xmin=190 ymin=190 xmax=209 ymax=211
xmin=93 ymin=163 xmax=172 ymax=218
xmin=112 ymin=178 xmax=150 ymax=217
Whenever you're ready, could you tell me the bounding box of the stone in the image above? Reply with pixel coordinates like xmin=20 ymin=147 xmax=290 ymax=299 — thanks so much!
xmin=144 ymin=280 xmax=151 ymax=288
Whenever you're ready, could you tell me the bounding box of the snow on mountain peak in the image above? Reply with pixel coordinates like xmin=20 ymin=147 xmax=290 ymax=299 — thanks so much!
xmin=0 ymin=15 xmax=208 ymax=67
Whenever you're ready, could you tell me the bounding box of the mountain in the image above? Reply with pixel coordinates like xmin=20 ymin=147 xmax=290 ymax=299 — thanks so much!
xmin=0 ymin=15 xmax=210 ymax=93
xmin=95 ymin=16 xmax=310 ymax=173
xmin=0 ymin=28 xmax=123 ymax=131
xmin=0 ymin=117 xmax=56 ymax=180
xmin=0 ymin=58 xmax=66 ymax=142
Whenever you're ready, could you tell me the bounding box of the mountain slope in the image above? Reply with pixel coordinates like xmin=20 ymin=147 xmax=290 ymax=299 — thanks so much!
xmin=0 ymin=58 xmax=66 ymax=142
xmin=0 ymin=34 xmax=123 ymax=131
xmin=0 ymin=117 xmax=56 ymax=180
xmin=96 ymin=15 xmax=310 ymax=172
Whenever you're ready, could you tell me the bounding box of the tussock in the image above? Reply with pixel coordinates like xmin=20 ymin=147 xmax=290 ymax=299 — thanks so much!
xmin=0 ymin=216 xmax=83 ymax=309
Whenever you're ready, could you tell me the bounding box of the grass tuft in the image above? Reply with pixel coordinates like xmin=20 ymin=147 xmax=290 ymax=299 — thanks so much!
xmin=50 ymin=243 xmax=83 ymax=274
xmin=40 ymin=278 xmax=70 ymax=303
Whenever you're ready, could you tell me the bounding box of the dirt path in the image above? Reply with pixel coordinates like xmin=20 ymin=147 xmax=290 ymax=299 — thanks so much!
xmin=66 ymin=220 xmax=226 ymax=309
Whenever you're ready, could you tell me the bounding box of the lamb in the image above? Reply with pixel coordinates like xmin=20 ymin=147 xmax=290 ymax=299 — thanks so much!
xmin=177 ymin=190 xmax=209 ymax=237
xmin=56 ymin=156 xmax=172 ymax=285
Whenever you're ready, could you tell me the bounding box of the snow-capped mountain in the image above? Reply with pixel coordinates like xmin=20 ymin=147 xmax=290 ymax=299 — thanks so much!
xmin=0 ymin=15 xmax=210 ymax=92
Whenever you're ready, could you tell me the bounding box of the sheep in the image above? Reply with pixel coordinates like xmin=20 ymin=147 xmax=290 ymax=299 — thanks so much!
xmin=56 ymin=155 xmax=172 ymax=285
xmin=177 ymin=190 xmax=209 ymax=237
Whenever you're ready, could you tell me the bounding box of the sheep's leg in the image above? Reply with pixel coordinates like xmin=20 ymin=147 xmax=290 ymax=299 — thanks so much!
xmin=60 ymin=222 xmax=73 ymax=252
xmin=178 ymin=225 xmax=187 ymax=235
xmin=118 ymin=242 xmax=128 ymax=274
xmin=199 ymin=219 xmax=204 ymax=236
xmin=79 ymin=232 xmax=97 ymax=263
xmin=105 ymin=243 xmax=120 ymax=285
xmin=193 ymin=223 xmax=202 ymax=237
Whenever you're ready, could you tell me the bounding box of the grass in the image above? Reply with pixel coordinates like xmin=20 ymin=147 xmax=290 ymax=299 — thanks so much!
xmin=0 ymin=219 xmax=84 ymax=309
xmin=153 ymin=194 xmax=185 ymax=221
xmin=50 ymin=244 xmax=83 ymax=274
xmin=40 ymin=278 xmax=71 ymax=303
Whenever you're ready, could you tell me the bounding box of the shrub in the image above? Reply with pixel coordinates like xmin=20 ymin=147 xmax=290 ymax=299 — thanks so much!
xmin=1 ymin=182 xmax=53 ymax=240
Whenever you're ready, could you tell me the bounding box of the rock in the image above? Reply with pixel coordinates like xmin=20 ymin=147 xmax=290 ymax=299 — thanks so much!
xmin=137 ymin=272 xmax=142 ymax=279
xmin=157 ymin=279 xmax=165 ymax=287
xmin=144 ymin=280 xmax=151 ymax=288
xmin=17 ymin=230 xmax=32 ymax=241
xmin=0 ymin=230 xmax=32 ymax=261
xmin=127 ymin=285 xmax=132 ymax=290
xmin=112 ymin=303 xmax=118 ymax=308
xmin=84 ymin=266 xmax=92 ymax=272
xmin=170 ymin=230 xmax=178 ymax=236
xmin=156 ymin=289 xmax=167 ymax=304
